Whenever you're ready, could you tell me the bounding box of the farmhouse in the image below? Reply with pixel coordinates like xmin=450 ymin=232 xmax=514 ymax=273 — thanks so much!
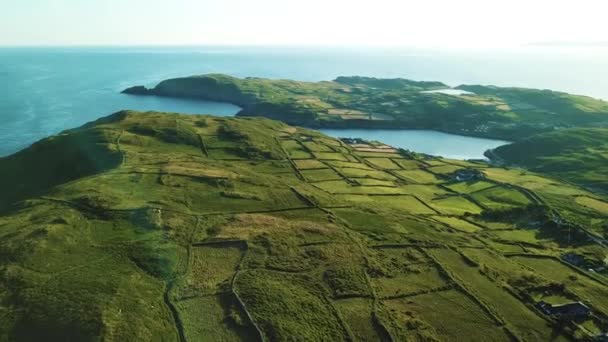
xmin=453 ymin=169 xmax=485 ymax=182
xmin=537 ymin=301 xmax=591 ymax=319
xmin=561 ymin=252 xmax=585 ymax=267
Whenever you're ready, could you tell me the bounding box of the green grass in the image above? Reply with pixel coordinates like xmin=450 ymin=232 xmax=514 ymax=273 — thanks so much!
xmin=355 ymin=178 xmax=396 ymax=187
xmin=431 ymin=216 xmax=482 ymax=233
xmin=365 ymin=158 xmax=400 ymax=169
xmin=372 ymin=263 xmax=447 ymax=298
xmin=393 ymin=169 xmax=442 ymax=184
xmin=430 ymin=248 xmax=559 ymax=341
xmin=511 ymin=256 xmax=608 ymax=315
xmin=312 ymin=152 xmax=349 ymax=161
xmin=447 ymin=181 xmax=496 ymax=194
xmin=490 ymin=128 xmax=608 ymax=192
xmin=325 ymin=160 xmax=373 ymax=170
xmin=300 ymin=168 xmax=343 ymax=182
xmin=471 ymin=186 xmax=532 ymax=210
xmin=492 ymin=230 xmax=542 ymax=244
xmin=429 ymin=196 xmax=483 ymax=215
xmin=176 ymin=294 xmax=257 ymax=342
xmin=339 ymin=168 xmax=397 ymax=181
xmin=1 ymin=110 xmax=607 ymax=339
xmin=293 ymin=158 xmax=327 ymax=170
xmin=575 ymin=196 xmax=608 ymax=214
xmin=334 ymin=298 xmax=382 ymax=342
xmin=391 ymin=159 xmax=426 ymax=170
xmin=176 ymin=244 xmax=243 ymax=297
xmin=339 ymin=195 xmax=436 ymax=215
xmin=427 ymin=164 xmax=463 ymax=174
xmin=234 ymin=269 xmax=347 ymax=341
xmin=382 ymin=290 xmax=510 ymax=341
xmin=333 ymin=208 xmax=404 ymax=234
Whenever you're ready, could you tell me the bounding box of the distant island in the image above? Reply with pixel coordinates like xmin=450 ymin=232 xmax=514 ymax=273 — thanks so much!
xmin=123 ymin=74 xmax=608 ymax=141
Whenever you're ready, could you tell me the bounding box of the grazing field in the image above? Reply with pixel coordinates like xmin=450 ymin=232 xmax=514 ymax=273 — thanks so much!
xmin=177 ymin=244 xmax=243 ymax=297
xmin=234 ymin=270 xmax=347 ymax=341
xmin=372 ymin=263 xmax=447 ymax=298
xmin=334 ymin=298 xmax=382 ymax=342
xmin=382 ymin=290 xmax=511 ymax=341
xmin=393 ymin=169 xmax=441 ymax=184
xmin=511 ymin=256 xmax=608 ymax=314
xmin=1 ymin=111 xmax=607 ymax=340
xmin=365 ymin=157 xmax=401 ymax=170
xmin=575 ymin=196 xmax=608 ymax=214
xmin=470 ymin=186 xmax=532 ymax=210
xmin=429 ymin=248 xmax=560 ymax=341
xmin=339 ymin=167 xmax=398 ymax=181
xmin=392 ymin=159 xmax=426 ymax=170
xmin=300 ymin=168 xmax=343 ymax=182
xmin=293 ymin=158 xmax=327 ymax=170
xmin=176 ymin=295 xmax=256 ymax=342
xmin=431 ymin=216 xmax=482 ymax=233
xmin=447 ymin=180 xmax=496 ymax=194
xmin=429 ymin=196 xmax=483 ymax=215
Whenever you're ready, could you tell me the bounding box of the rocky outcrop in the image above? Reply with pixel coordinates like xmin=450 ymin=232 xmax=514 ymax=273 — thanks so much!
xmin=123 ymin=74 xmax=257 ymax=108
xmin=121 ymin=85 xmax=153 ymax=95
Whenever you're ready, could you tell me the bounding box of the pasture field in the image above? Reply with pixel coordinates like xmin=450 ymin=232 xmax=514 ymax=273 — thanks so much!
xmin=575 ymin=196 xmax=608 ymax=214
xmin=300 ymin=168 xmax=343 ymax=182
xmin=382 ymin=290 xmax=512 ymax=342
xmin=429 ymin=248 xmax=560 ymax=341
xmin=176 ymin=295 xmax=256 ymax=342
xmin=511 ymin=256 xmax=608 ymax=314
xmin=334 ymin=298 xmax=381 ymax=342
xmin=176 ymin=244 xmax=243 ymax=297
xmin=429 ymin=196 xmax=483 ymax=215
xmin=470 ymin=186 xmax=532 ymax=210
xmin=431 ymin=216 xmax=482 ymax=233
xmin=1 ymin=111 xmax=606 ymax=340
xmin=392 ymin=158 xmax=426 ymax=169
xmin=446 ymin=180 xmax=496 ymax=194
xmin=365 ymin=157 xmax=401 ymax=170
xmin=393 ymin=169 xmax=442 ymax=184
xmin=293 ymin=158 xmax=327 ymax=170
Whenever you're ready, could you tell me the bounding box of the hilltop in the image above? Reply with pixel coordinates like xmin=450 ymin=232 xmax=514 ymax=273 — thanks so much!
xmin=487 ymin=127 xmax=608 ymax=193
xmin=123 ymin=74 xmax=608 ymax=140
xmin=1 ymin=111 xmax=608 ymax=340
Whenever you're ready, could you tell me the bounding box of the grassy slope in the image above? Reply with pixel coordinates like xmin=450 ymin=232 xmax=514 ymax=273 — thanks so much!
xmin=488 ymin=127 xmax=608 ymax=193
xmin=1 ymin=111 xmax=607 ymax=341
xmin=123 ymin=74 xmax=608 ymax=140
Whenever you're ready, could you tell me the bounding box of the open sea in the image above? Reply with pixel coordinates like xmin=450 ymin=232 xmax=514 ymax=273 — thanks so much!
xmin=1 ymin=46 xmax=608 ymax=158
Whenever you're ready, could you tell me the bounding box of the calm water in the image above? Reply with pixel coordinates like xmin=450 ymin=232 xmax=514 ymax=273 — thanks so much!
xmin=319 ymin=129 xmax=509 ymax=160
xmin=1 ymin=46 xmax=608 ymax=158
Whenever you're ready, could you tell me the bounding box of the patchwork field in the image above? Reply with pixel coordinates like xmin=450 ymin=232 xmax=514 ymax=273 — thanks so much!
xmin=1 ymin=111 xmax=607 ymax=341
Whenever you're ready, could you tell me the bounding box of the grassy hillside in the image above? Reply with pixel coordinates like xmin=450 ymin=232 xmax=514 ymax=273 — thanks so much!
xmin=1 ymin=111 xmax=608 ymax=341
xmin=123 ymin=74 xmax=608 ymax=140
xmin=488 ymin=128 xmax=608 ymax=193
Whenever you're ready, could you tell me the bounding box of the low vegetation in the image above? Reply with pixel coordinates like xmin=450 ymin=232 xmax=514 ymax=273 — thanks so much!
xmin=1 ymin=110 xmax=607 ymax=341
xmin=124 ymin=74 xmax=608 ymax=141
xmin=488 ymin=127 xmax=608 ymax=193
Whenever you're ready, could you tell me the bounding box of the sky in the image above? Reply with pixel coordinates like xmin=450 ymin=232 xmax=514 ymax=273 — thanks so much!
xmin=1 ymin=0 xmax=607 ymax=47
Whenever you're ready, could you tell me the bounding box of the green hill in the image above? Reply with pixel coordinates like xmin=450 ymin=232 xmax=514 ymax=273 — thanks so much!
xmin=488 ymin=128 xmax=608 ymax=193
xmin=1 ymin=111 xmax=608 ymax=341
xmin=123 ymin=74 xmax=608 ymax=140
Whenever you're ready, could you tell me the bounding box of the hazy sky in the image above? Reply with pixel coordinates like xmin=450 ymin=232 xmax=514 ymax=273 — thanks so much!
xmin=2 ymin=0 xmax=607 ymax=47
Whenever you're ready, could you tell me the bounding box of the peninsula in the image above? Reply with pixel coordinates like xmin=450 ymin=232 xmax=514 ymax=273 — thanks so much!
xmin=124 ymin=74 xmax=608 ymax=141
xmin=1 ymin=110 xmax=607 ymax=340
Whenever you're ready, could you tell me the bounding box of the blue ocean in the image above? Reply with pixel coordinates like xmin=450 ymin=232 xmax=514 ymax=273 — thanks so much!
xmin=1 ymin=46 xmax=608 ymax=158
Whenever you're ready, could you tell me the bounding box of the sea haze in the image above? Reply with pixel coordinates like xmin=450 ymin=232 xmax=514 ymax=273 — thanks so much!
xmin=1 ymin=46 xmax=607 ymax=158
